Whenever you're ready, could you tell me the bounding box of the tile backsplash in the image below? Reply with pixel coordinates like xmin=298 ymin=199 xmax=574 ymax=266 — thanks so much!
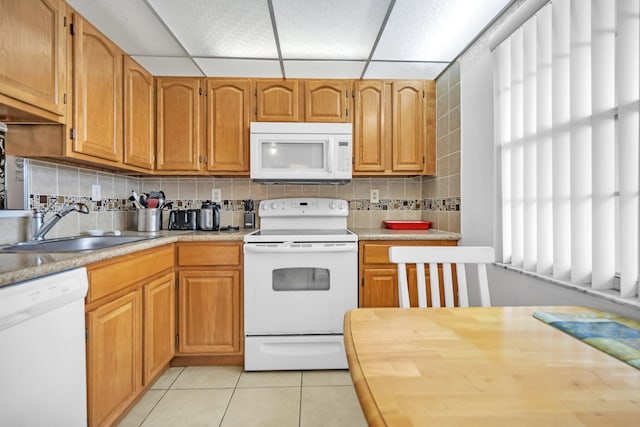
xmin=21 ymin=159 xmax=448 ymax=238
xmin=423 ymin=60 xmax=461 ymax=232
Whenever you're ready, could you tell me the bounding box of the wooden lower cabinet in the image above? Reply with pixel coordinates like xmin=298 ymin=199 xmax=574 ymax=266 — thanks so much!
xmin=178 ymin=270 xmax=241 ymax=353
xmin=143 ymin=272 xmax=176 ymax=384
xmin=86 ymin=289 xmax=142 ymax=427
xmin=175 ymin=241 xmax=244 ymax=365
xmin=85 ymin=245 xmax=175 ymax=426
xmin=359 ymin=240 xmax=458 ymax=307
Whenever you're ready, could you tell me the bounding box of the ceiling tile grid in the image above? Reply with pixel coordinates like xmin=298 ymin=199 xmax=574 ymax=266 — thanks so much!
xmin=64 ymin=0 xmax=514 ymax=79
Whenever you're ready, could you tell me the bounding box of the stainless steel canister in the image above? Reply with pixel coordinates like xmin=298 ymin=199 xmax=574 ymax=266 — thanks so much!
xmin=137 ymin=208 xmax=161 ymax=231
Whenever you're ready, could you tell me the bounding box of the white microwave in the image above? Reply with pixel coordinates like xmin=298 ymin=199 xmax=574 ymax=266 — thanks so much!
xmin=250 ymin=122 xmax=352 ymax=184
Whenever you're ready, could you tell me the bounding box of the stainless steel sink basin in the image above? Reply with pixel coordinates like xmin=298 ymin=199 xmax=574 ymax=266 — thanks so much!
xmin=0 ymin=236 xmax=152 ymax=253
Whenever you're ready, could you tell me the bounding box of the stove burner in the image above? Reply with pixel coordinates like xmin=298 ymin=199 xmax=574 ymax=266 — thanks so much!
xmin=219 ymin=225 xmax=240 ymax=232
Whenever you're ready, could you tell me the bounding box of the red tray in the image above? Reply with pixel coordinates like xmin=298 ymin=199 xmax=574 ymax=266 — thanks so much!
xmin=383 ymin=220 xmax=432 ymax=230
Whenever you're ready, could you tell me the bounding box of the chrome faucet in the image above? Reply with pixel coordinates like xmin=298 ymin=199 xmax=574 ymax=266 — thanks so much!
xmin=33 ymin=200 xmax=90 ymax=240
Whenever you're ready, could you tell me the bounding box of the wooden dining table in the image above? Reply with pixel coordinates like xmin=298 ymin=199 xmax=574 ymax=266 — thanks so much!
xmin=344 ymin=306 xmax=640 ymax=426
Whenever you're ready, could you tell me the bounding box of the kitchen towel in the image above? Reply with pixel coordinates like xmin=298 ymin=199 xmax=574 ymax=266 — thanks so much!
xmin=533 ymin=310 xmax=640 ymax=370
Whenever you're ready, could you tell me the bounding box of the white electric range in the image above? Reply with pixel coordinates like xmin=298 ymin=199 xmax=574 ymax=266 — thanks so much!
xmin=243 ymin=198 xmax=358 ymax=370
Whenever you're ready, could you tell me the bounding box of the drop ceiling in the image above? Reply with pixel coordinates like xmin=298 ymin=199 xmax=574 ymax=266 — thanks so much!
xmin=66 ymin=0 xmax=513 ymax=79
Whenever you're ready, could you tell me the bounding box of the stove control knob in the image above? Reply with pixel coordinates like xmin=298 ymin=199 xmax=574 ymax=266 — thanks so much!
xmin=338 ymin=201 xmax=346 ymax=209
xmin=262 ymin=203 xmax=269 ymax=210
xmin=270 ymin=202 xmax=278 ymax=210
xmin=329 ymin=201 xmax=336 ymax=209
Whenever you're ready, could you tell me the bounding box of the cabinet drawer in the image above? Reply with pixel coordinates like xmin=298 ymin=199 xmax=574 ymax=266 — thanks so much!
xmin=87 ymin=245 xmax=174 ymax=303
xmin=177 ymin=242 xmax=241 ymax=267
xmin=361 ymin=240 xmax=457 ymax=265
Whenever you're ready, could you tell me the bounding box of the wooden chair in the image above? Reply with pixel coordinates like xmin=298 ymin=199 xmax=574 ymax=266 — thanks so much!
xmin=388 ymin=246 xmax=495 ymax=308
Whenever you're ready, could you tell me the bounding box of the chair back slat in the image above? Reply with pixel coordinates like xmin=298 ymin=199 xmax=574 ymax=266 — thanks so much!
xmin=477 ymin=263 xmax=490 ymax=307
xmin=416 ymin=262 xmax=427 ymax=307
xmin=456 ymin=262 xmax=469 ymax=307
xmin=428 ymin=262 xmax=441 ymax=307
xmin=442 ymin=263 xmax=455 ymax=307
xmin=388 ymin=246 xmax=495 ymax=308
xmin=398 ymin=262 xmax=410 ymax=308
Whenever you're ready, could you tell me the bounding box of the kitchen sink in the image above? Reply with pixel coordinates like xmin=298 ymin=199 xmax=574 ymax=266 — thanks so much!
xmin=0 ymin=235 xmax=153 ymax=253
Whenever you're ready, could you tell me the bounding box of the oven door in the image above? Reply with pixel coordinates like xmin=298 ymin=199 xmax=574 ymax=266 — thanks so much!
xmin=244 ymin=242 xmax=358 ymax=335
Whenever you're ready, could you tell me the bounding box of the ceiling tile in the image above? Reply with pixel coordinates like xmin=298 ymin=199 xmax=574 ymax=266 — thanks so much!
xmin=273 ymin=0 xmax=391 ymax=60
xmin=283 ymin=61 xmax=366 ymax=79
xmin=364 ymin=62 xmax=448 ymax=79
xmin=131 ymin=56 xmax=204 ymax=77
xmin=374 ymin=0 xmax=511 ymax=61
xmin=195 ymin=58 xmax=282 ymax=77
xmin=66 ymin=0 xmax=184 ymax=56
xmin=149 ymin=0 xmax=278 ymax=58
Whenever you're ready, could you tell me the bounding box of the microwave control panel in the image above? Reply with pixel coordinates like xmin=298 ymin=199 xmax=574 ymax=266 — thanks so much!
xmin=336 ymin=140 xmax=352 ymax=172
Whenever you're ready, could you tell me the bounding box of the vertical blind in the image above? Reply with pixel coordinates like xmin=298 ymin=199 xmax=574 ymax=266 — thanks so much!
xmin=493 ymin=0 xmax=640 ymax=299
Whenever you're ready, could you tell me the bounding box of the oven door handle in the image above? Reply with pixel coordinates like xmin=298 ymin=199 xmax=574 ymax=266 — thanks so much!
xmin=244 ymin=244 xmax=357 ymax=253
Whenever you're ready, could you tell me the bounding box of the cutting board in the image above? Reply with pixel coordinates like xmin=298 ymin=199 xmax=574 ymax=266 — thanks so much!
xmin=383 ymin=220 xmax=432 ymax=230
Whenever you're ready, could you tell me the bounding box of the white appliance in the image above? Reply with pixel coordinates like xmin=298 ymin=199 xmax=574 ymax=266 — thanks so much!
xmin=0 ymin=268 xmax=89 ymax=426
xmin=243 ymin=198 xmax=358 ymax=370
xmin=250 ymin=122 xmax=352 ymax=184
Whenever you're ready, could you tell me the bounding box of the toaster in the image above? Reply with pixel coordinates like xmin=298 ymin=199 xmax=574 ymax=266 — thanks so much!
xmin=168 ymin=209 xmax=198 ymax=230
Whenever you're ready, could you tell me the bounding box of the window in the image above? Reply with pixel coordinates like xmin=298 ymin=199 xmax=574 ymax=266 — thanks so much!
xmin=492 ymin=0 xmax=639 ymax=300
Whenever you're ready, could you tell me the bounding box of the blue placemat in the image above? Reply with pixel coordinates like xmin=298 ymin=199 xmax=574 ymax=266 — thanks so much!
xmin=533 ymin=310 xmax=640 ymax=370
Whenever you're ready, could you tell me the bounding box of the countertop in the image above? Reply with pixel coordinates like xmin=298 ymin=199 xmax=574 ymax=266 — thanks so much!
xmin=0 ymin=228 xmax=460 ymax=287
xmin=352 ymin=227 xmax=460 ymax=241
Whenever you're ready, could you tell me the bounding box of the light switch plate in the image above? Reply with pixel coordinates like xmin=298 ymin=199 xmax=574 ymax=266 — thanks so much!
xmin=91 ymin=184 xmax=101 ymax=201
xmin=212 ymin=188 xmax=222 ymax=203
xmin=370 ymin=189 xmax=379 ymax=204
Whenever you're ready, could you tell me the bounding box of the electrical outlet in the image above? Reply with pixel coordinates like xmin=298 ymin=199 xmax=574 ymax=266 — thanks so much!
xmin=370 ymin=189 xmax=379 ymax=204
xmin=91 ymin=184 xmax=101 ymax=201
xmin=212 ymin=188 xmax=222 ymax=203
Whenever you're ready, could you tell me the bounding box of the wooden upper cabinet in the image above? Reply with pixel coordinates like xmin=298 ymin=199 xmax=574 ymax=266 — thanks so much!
xmin=124 ymin=56 xmax=155 ymax=171
xmin=255 ymin=80 xmax=300 ymax=122
xmin=0 ymin=0 xmax=66 ymax=122
xmin=304 ymin=80 xmax=351 ymax=122
xmin=392 ymin=80 xmax=425 ymax=172
xmin=354 ymin=80 xmax=388 ymax=173
xmin=206 ymin=79 xmax=250 ymax=173
xmin=156 ymin=77 xmax=202 ymax=171
xmin=424 ymin=80 xmax=436 ymax=175
xmin=71 ymin=13 xmax=123 ymax=163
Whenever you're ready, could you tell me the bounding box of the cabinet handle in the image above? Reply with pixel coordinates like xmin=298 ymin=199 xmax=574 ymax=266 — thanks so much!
xmin=199 ymin=155 xmax=203 ymax=163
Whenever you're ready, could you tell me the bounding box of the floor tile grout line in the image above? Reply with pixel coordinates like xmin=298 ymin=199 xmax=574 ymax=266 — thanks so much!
xmin=136 ymin=388 xmax=170 ymax=427
xmin=136 ymin=367 xmax=185 ymax=426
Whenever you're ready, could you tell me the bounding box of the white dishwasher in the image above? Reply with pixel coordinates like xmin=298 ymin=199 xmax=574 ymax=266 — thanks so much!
xmin=0 ymin=267 xmax=89 ymax=427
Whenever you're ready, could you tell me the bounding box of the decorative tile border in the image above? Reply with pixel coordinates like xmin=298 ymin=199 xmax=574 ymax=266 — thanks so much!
xmin=29 ymin=194 xmax=461 ymax=214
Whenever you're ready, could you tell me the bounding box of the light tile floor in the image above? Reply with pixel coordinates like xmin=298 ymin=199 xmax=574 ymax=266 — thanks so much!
xmin=118 ymin=367 xmax=368 ymax=427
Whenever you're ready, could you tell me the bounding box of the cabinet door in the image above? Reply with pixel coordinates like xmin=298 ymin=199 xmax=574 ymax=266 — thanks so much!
xmin=178 ymin=270 xmax=241 ymax=354
xmin=255 ymin=80 xmax=300 ymax=122
xmin=354 ymin=80 xmax=388 ymax=172
xmin=206 ymin=79 xmax=250 ymax=172
xmin=392 ymin=81 xmax=425 ymax=172
xmin=124 ymin=56 xmax=155 ymax=170
xmin=87 ymin=289 xmax=142 ymax=427
xmin=156 ymin=77 xmax=202 ymax=171
xmin=143 ymin=273 xmax=175 ymax=385
xmin=71 ymin=13 xmax=123 ymax=163
xmin=305 ymin=80 xmax=351 ymax=122
xmin=0 ymin=0 xmax=66 ymax=120
xmin=361 ymin=266 xmax=441 ymax=308
xmin=361 ymin=268 xmax=398 ymax=308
